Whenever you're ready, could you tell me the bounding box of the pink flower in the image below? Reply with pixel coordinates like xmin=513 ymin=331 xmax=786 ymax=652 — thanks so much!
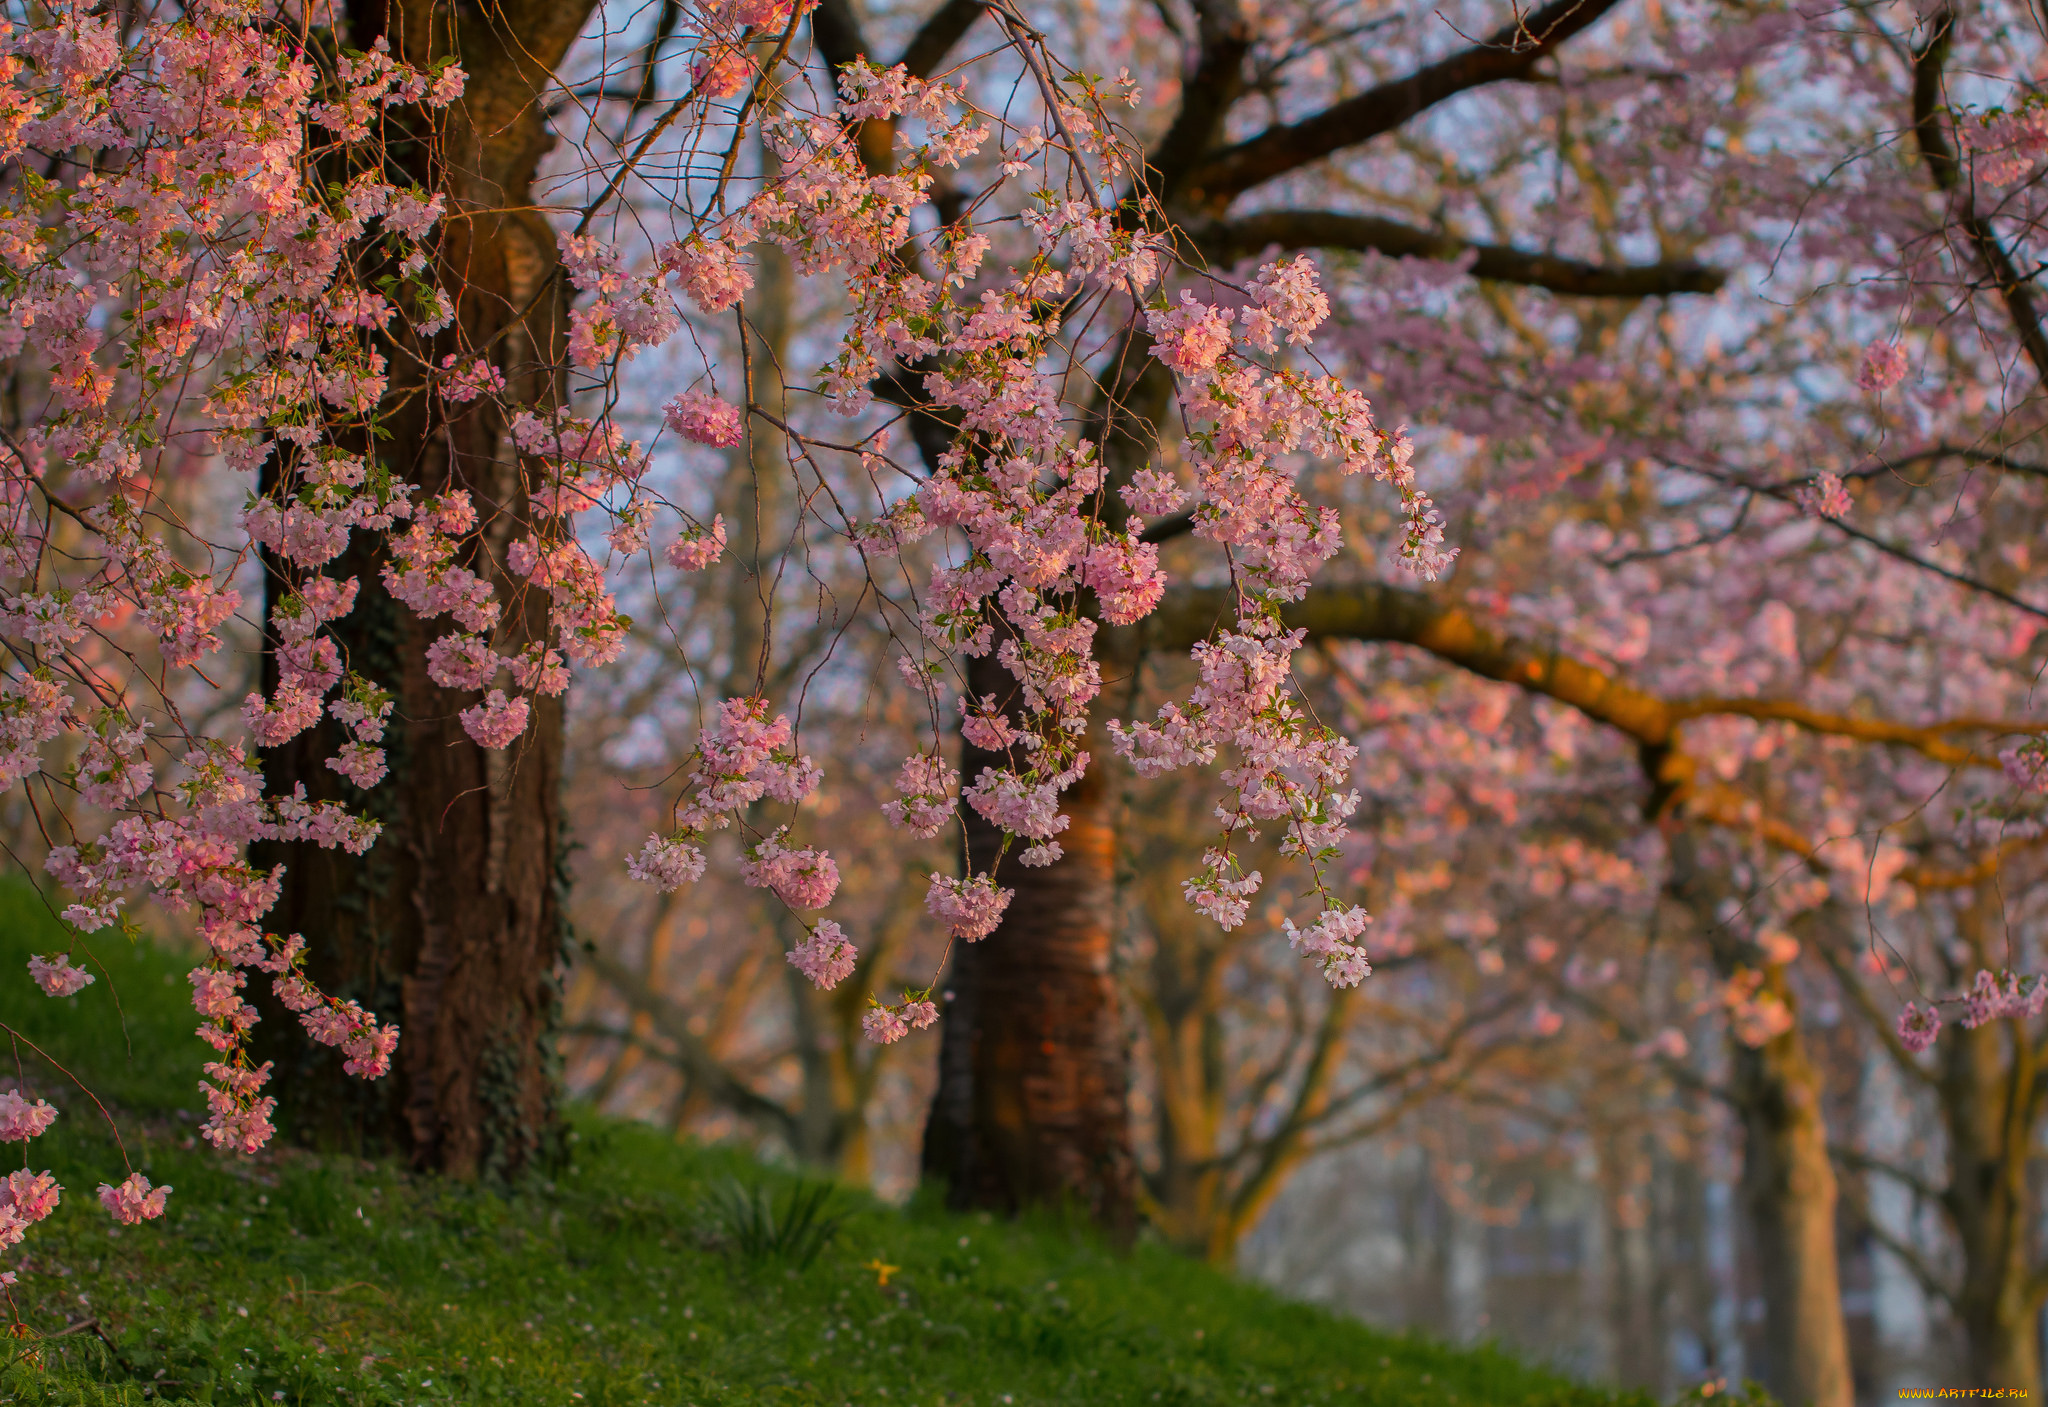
xmin=1081 ymin=535 xmax=1166 ymax=626
xmin=326 ymin=742 xmax=389 ymax=789
xmin=663 ymin=239 xmax=754 ymax=314
xmin=460 ymin=689 xmax=529 ymax=749
xmin=1147 ymin=291 xmax=1234 ymax=375
xmin=1898 ymin=1001 xmax=1942 ymax=1053
xmin=426 ymin=62 xmax=467 ymax=106
xmin=439 ymin=355 xmax=506 ymax=403
xmin=0 ymin=1090 xmax=57 ymax=1142
xmin=740 ymin=834 xmax=840 ymax=909
xmin=426 ymin=632 xmax=501 ymax=691
xmin=0 ymin=1170 xmax=60 ymax=1244
xmin=243 ymin=685 xmax=324 ymax=747
xmin=200 ymin=1085 xmax=278 ymax=1153
xmin=664 ymin=390 xmax=745 ymax=448
xmin=1120 ymin=468 xmax=1185 ymax=517
xmin=0 ymin=1168 xmax=60 ymax=1219
xmin=1857 ymin=339 xmax=1909 ymax=392
xmin=787 ymin=921 xmax=858 ymax=989
xmin=1241 ymin=257 xmax=1329 ymax=351
xmin=861 ymin=1006 xmax=910 ymax=1044
xmin=959 ymin=697 xmax=1019 ymax=752
xmin=27 ymin=953 xmax=93 ymax=997
xmin=691 ymin=46 xmax=753 ymax=100
xmin=666 ymin=515 xmax=728 ymax=570
xmin=341 ymin=1023 xmax=400 ymax=1079
xmin=97 ymin=1172 xmax=170 ymax=1224
xmin=1282 ymin=904 xmax=1373 ymax=988
xmin=881 ymin=754 xmax=956 ymax=838
xmin=626 ymin=834 xmax=707 ymax=891
xmin=1794 ymin=471 xmax=1852 ymax=520
xmin=924 ymin=873 xmax=1012 ymax=940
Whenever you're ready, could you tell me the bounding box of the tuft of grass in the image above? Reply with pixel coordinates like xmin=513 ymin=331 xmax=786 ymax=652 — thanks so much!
xmin=0 ymin=885 xmax=1653 ymax=1406
xmin=703 ymin=1177 xmax=848 ymax=1271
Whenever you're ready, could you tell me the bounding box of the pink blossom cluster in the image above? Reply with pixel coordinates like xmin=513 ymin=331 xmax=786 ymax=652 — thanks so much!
xmin=739 ymin=830 xmax=842 ymax=910
xmin=664 ymin=389 xmax=745 ymax=448
xmin=1282 ymin=905 xmax=1374 ymax=988
xmin=924 ymin=874 xmax=1012 ymax=940
xmin=861 ymin=998 xmax=940 ymax=1046
xmin=666 ymin=515 xmax=728 ymax=571
xmin=882 ymin=754 xmax=957 ymax=839
xmin=1958 ymin=969 xmax=2048 ymax=1029
xmin=1958 ymin=100 xmax=2048 ymax=186
xmin=0 ymin=1090 xmax=56 ymax=1143
xmin=97 ymin=1172 xmax=170 ymax=1225
xmin=560 ymin=231 xmax=682 ymax=368
xmin=597 ymin=62 xmax=1432 ymax=1009
xmin=788 ymin=921 xmax=859 ymax=990
xmin=660 ymin=236 xmax=754 ymax=314
xmin=0 ymin=1168 xmax=60 ymax=1249
xmin=1857 ymin=339 xmax=1909 ymax=393
xmin=627 ymin=698 xmax=822 ymax=895
xmin=28 ymin=952 xmax=92 ymax=996
xmin=1794 ymin=471 xmax=1852 ymax=520
xmin=1897 ymin=1002 xmax=1942 ymax=1053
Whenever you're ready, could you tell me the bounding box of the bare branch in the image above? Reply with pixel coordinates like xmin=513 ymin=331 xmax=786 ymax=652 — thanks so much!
xmin=1197 ymin=209 xmax=1724 ymax=297
xmin=1181 ymin=0 xmax=1629 ymax=208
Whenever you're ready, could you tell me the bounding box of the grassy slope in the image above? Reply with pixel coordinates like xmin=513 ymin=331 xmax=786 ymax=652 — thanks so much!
xmin=0 ymin=886 xmax=1649 ymax=1407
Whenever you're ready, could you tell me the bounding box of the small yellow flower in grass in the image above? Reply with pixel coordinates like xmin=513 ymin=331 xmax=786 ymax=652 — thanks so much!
xmin=864 ymin=1258 xmax=899 ymax=1287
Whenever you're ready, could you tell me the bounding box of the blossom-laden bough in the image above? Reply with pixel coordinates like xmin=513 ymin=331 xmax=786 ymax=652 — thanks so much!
xmin=0 ymin=0 xmax=1450 ymax=1277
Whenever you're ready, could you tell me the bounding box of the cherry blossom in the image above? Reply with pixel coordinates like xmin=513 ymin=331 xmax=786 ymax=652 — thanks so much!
xmin=27 ymin=953 xmax=93 ymax=997
xmin=664 ymin=390 xmax=745 ymax=448
xmin=97 ymin=1173 xmax=170 ymax=1225
xmin=788 ymin=921 xmax=859 ymax=989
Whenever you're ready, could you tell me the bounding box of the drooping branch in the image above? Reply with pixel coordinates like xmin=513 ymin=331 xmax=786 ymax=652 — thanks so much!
xmin=1195 ymin=209 xmax=1725 ymax=297
xmin=1179 ymin=0 xmax=1629 ymax=210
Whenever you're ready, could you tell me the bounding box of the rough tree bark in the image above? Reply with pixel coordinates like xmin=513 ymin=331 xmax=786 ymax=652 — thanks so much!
xmin=252 ymin=0 xmax=595 ymax=1177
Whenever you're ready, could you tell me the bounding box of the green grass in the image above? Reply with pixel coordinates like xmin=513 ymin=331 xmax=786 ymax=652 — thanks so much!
xmin=0 ymin=885 xmax=1650 ymax=1407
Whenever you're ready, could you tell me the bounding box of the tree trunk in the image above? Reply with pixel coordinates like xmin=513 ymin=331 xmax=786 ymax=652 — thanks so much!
xmin=1668 ymin=832 xmax=1853 ymax=1407
xmin=1731 ymin=999 xmax=1855 ymax=1407
xmin=252 ymin=0 xmax=595 ymax=1177
xmin=1939 ymin=902 xmax=2043 ymax=1399
xmin=922 ymin=656 xmax=1137 ymax=1238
